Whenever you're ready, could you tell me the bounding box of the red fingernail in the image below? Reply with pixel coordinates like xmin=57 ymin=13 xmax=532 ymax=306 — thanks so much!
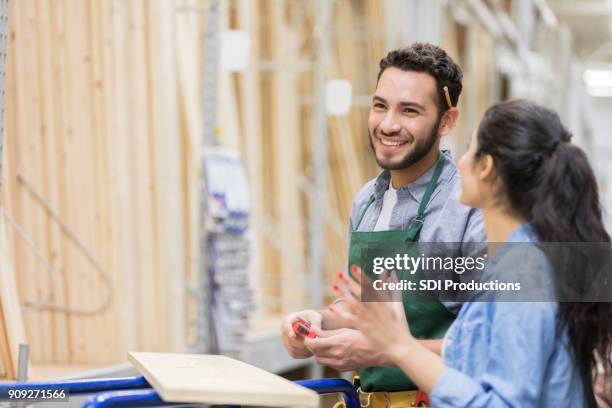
xmin=332 ymin=284 xmax=340 ymax=293
xmin=351 ymin=265 xmax=358 ymax=274
xmin=338 ymin=273 xmax=347 ymax=282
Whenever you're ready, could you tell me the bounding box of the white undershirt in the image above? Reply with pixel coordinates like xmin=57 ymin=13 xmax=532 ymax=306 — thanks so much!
xmin=373 ymin=182 xmax=398 ymax=231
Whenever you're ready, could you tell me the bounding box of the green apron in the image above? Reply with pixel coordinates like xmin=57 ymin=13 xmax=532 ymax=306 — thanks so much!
xmin=348 ymin=153 xmax=456 ymax=392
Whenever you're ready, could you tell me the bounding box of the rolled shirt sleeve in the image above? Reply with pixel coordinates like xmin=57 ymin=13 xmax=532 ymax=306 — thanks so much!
xmin=430 ymin=302 xmax=560 ymax=407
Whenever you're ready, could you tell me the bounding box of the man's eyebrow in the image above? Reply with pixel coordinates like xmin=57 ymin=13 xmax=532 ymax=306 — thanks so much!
xmin=372 ymin=95 xmax=425 ymax=110
xmin=399 ymin=101 xmax=425 ymax=110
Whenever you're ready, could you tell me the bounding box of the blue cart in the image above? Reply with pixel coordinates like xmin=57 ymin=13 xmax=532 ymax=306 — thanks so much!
xmin=0 ymin=375 xmax=359 ymax=408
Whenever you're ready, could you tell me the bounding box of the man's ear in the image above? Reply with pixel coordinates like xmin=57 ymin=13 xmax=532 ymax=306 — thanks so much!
xmin=438 ymin=107 xmax=459 ymax=137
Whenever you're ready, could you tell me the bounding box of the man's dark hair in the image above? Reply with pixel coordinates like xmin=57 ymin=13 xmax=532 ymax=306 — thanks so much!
xmin=377 ymin=43 xmax=463 ymax=114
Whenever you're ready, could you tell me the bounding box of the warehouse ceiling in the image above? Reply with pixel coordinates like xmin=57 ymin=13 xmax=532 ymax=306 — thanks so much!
xmin=549 ymin=0 xmax=612 ymax=60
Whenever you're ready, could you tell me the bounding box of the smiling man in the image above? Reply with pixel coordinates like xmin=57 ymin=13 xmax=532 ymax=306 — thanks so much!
xmin=281 ymin=43 xmax=485 ymax=405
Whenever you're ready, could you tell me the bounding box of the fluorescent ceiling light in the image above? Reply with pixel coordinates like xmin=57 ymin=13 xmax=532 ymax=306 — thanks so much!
xmin=584 ymin=69 xmax=612 ymax=97
xmin=587 ymin=86 xmax=612 ymax=97
xmin=583 ymin=69 xmax=612 ymax=87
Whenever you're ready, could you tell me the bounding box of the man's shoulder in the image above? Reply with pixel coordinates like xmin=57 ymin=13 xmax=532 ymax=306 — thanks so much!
xmin=348 ymin=173 xmax=382 ymax=228
xmin=436 ymin=157 xmax=469 ymax=210
xmin=353 ymin=174 xmax=379 ymax=206
xmin=428 ymin=158 xmax=486 ymax=243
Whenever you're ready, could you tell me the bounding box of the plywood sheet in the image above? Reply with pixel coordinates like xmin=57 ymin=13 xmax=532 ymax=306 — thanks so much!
xmin=0 ymin=217 xmax=26 ymax=379
xmin=128 ymin=352 xmax=318 ymax=407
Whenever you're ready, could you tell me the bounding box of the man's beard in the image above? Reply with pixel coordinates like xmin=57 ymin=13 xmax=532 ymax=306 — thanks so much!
xmin=369 ymin=117 xmax=441 ymax=171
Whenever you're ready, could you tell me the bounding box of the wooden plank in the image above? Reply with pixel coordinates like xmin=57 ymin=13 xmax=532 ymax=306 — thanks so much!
xmin=475 ymin=23 xmax=493 ymax=123
xmin=123 ymin=0 xmax=160 ymax=353
xmin=128 ymin=352 xmax=318 ymax=407
xmin=218 ymin=0 xmax=241 ymax=150
xmin=146 ymin=0 xmax=186 ymax=352
xmin=108 ymin=0 xmax=138 ymax=358
xmin=0 ymin=205 xmax=27 ymax=379
xmin=273 ymin=0 xmax=306 ymax=314
xmin=324 ymin=2 xmax=368 ymax=283
xmin=0 ymin=0 xmax=23 ymax=378
xmin=0 ymin=307 xmax=12 ymax=377
xmin=259 ymin=0 xmax=281 ymax=315
xmin=36 ymin=0 xmax=69 ymax=364
xmin=59 ymin=0 xmax=100 ymax=363
xmin=88 ymin=0 xmax=117 ymax=363
xmin=174 ymin=0 xmax=203 ymax=347
xmin=9 ymin=0 xmax=47 ymax=363
xmin=236 ymin=0 xmax=264 ymax=319
xmin=55 ymin=0 xmax=77 ymax=363
xmin=24 ymin=0 xmax=54 ymax=364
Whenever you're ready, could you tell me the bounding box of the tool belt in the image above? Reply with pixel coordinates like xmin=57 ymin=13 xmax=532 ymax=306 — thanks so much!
xmin=332 ymin=375 xmax=430 ymax=408
xmin=356 ymin=388 xmax=430 ymax=408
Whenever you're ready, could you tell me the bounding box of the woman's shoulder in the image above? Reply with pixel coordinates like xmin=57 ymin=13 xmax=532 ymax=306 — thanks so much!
xmin=487 ymin=224 xmax=556 ymax=301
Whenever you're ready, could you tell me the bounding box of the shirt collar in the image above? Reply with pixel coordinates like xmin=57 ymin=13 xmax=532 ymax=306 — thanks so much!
xmin=373 ymin=150 xmax=454 ymax=203
xmin=507 ymin=223 xmax=539 ymax=243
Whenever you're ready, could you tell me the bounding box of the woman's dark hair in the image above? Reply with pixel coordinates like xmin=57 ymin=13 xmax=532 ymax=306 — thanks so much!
xmin=476 ymin=99 xmax=612 ymax=407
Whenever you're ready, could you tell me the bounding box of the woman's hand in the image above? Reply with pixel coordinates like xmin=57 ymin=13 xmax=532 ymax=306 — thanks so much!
xmin=329 ymin=265 xmax=417 ymax=362
xmin=330 ymin=265 xmax=447 ymax=394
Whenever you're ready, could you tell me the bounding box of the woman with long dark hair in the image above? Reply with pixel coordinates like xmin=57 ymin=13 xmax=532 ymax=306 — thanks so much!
xmin=331 ymin=99 xmax=612 ymax=407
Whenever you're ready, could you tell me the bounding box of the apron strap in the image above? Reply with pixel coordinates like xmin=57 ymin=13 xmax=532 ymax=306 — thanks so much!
xmin=355 ymin=194 xmax=375 ymax=231
xmin=354 ymin=152 xmax=446 ymax=235
xmin=405 ymin=153 xmax=446 ymax=242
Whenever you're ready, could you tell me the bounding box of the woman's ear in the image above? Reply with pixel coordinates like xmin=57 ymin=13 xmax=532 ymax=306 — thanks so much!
xmin=478 ymin=154 xmax=496 ymax=183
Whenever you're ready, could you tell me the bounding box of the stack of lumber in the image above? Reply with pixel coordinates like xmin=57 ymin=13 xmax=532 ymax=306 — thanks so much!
xmin=0 ymin=202 xmax=26 ymax=379
xmin=0 ymin=0 xmax=483 ymax=372
xmin=0 ymin=0 xmax=198 ymax=368
xmin=0 ymin=0 xmax=23 ymax=380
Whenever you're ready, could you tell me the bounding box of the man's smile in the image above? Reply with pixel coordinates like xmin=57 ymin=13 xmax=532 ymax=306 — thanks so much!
xmin=375 ymin=134 xmax=410 ymax=149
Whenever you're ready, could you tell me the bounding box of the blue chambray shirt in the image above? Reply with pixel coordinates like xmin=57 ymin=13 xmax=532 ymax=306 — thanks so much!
xmin=349 ymin=150 xmax=486 ymax=313
xmin=430 ymin=224 xmax=585 ymax=407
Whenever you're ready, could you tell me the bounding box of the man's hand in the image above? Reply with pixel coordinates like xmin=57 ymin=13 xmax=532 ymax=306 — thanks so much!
xmin=302 ymin=328 xmax=388 ymax=371
xmin=281 ymin=309 xmax=323 ymax=358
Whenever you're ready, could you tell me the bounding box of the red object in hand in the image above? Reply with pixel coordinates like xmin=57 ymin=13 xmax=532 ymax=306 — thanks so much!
xmin=292 ymin=320 xmax=317 ymax=338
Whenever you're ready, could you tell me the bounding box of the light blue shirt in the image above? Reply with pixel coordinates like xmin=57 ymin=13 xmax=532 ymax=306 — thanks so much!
xmin=430 ymin=224 xmax=585 ymax=407
xmin=430 ymin=224 xmax=585 ymax=408
xmin=349 ymin=150 xmax=486 ymax=313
